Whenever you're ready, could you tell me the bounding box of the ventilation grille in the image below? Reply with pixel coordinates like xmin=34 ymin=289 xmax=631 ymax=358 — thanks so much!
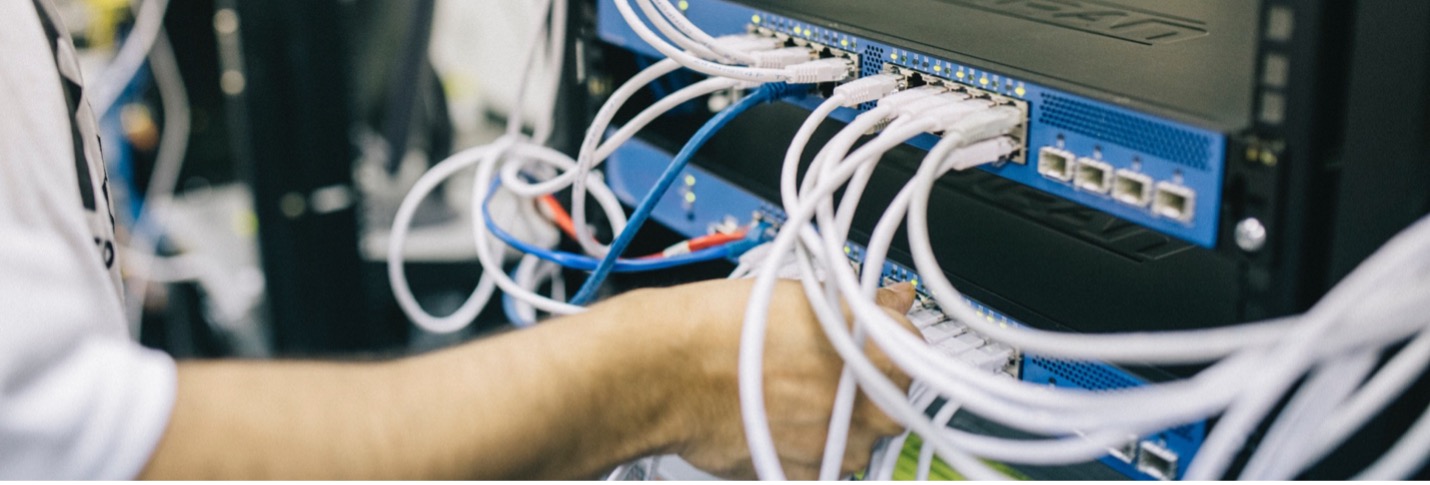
xmin=858 ymin=45 xmax=887 ymax=111
xmin=1029 ymin=356 xmax=1197 ymax=441
xmin=1038 ymin=93 xmax=1211 ymax=171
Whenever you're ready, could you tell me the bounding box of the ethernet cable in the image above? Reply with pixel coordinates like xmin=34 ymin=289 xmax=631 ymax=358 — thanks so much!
xmin=508 ymin=257 xmax=567 ymax=328
xmin=481 ymin=187 xmax=739 ymax=271
xmin=501 ymin=34 xmax=788 ymax=204
xmin=917 ymin=400 xmax=960 ymax=481
xmin=777 ymin=100 xmax=1332 ymax=477
xmin=804 ymin=95 xmax=991 ymax=478
xmin=1239 ymin=348 xmax=1380 ymax=479
xmin=568 ymin=82 xmax=797 ymax=305
xmin=563 ymin=53 xmax=848 ymax=258
xmin=1294 ymin=329 xmax=1430 ymax=476
xmin=882 ymin=172 xmax=1428 ymax=477
xmin=614 ymin=0 xmax=853 ymax=83
xmin=503 ymin=255 xmax=546 ymax=327
xmin=639 ymin=0 xmax=757 ymax=64
xmin=391 ymin=0 xmax=588 ymax=330
xmin=736 ymin=65 xmax=1430 ymax=485
xmin=565 ymin=75 xmax=741 ymax=256
xmin=840 ymin=130 xmax=1412 ymax=437
xmin=1355 ymin=394 xmax=1430 ymax=479
xmin=389 ymin=140 xmax=560 ymax=332
xmin=739 ymin=101 xmax=1025 ymax=479
xmin=91 ymin=0 xmax=174 ymax=117
xmin=1184 ymin=217 xmax=1430 ymax=479
xmin=121 ymin=30 xmax=190 ymax=335
xmin=633 ymin=0 xmax=740 ymax=63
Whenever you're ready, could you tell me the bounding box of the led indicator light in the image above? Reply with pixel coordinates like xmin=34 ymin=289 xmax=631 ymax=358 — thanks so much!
xmin=752 ymin=14 xmax=761 ymax=24
xmin=684 ymin=175 xmax=696 ymax=186
xmin=677 ymin=0 xmax=688 ymax=10
xmin=684 ymin=192 xmax=697 ymax=203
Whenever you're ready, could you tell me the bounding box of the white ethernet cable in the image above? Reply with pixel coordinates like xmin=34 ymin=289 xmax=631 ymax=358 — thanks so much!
xmin=846 ymin=138 xmax=1430 ymax=477
xmin=1291 ymin=329 xmax=1430 ymax=477
xmin=389 ymin=143 xmax=505 ymax=333
xmin=772 ymin=95 xmax=1418 ymax=483
xmin=90 ymin=0 xmax=174 ymax=117
xmin=641 ymin=0 xmax=758 ymax=64
xmin=1239 ymin=348 xmax=1380 ymax=479
xmin=503 ymin=35 xmax=806 ymax=257
xmin=121 ymin=30 xmax=190 ymax=335
xmin=566 ymin=75 xmax=743 ymax=256
xmin=768 ymin=74 xmax=903 ymax=480
xmin=509 ymin=254 xmax=565 ymax=326
xmin=810 ymin=95 xmax=992 ymax=479
xmin=614 ymin=0 xmax=853 ymax=84
xmin=634 ymin=0 xmax=740 ymax=63
xmin=739 ymin=99 xmax=1028 ymax=479
xmin=391 ymin=0 xmax=591 ymax=331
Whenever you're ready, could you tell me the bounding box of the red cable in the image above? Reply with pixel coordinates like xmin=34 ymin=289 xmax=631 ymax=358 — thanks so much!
xmin=539 ymin=194 xmax=748 ymax=259
xmin=538 ymin=194 xmax=581 ymax=241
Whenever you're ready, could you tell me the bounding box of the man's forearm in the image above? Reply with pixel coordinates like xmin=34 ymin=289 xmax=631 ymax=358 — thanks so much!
xmin=139 ymin=289 xmax=694 ymax=479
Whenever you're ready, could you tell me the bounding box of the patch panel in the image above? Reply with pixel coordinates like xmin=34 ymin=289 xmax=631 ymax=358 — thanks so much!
xmin=595 ymin=0 xmax=1228 ymax=248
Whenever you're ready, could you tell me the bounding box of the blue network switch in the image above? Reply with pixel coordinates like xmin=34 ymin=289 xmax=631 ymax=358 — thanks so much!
xmin=597 ymin=0 xmax=1228 ymax=249
xmin=604 ymin=135 xmax=1207 ymax=481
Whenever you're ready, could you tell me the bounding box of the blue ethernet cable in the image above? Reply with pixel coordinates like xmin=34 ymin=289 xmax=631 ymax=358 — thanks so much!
xmin=481 ymin=183 xmax=736 ymax=272
xmin=569 ymin=82 xmax=797 ymax=305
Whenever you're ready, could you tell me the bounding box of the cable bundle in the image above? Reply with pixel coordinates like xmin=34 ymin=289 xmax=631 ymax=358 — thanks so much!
xmin=388 ymin=0 xmax=1430 ymax=480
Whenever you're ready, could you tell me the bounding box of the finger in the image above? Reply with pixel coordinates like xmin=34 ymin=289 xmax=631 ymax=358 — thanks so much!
xmin=856 ymin=389 xmax=909 ymax=437
xmin=874 ymin=282 xmax=917 ymax=313
xmin=840 ymin=439 xmax=878 ymax=477
xmin=784 ymin=462 xmax=823 ymax=481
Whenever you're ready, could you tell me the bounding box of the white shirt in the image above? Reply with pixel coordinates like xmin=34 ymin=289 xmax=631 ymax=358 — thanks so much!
xmin=0 ymin=0 xmax=176 ymax=478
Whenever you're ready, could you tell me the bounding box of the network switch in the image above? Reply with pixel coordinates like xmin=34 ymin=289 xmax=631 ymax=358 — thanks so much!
xmin=602 ymin=134 xmax=1206 ymax=480
xmin=596 ymin=0 xmax=1228 ymax=248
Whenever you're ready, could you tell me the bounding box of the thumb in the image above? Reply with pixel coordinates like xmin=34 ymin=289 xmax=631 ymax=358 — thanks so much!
xmin=874 ymin=282 xmax=917 ymax=313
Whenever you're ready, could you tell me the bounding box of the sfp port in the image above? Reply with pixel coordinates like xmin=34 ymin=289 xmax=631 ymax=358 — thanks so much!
xmin=1037 ymin=147 xmax=1075 ymax=182
xmin=1153 ymin=182 xmax=1196 ymax=223
xmin=1074 ymin=158 xmax=1113 ymax=194
xmin=1136 ymin=440 xmax=1178 ymax=480
xmin=1108 ymin=437 xmax=1139 ymax=463
xmin=1113 ymin=170 xmax=1153 ymax=207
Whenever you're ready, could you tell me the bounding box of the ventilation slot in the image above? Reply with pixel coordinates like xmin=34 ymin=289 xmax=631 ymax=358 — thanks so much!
xmin=859 ymin=45 xmax=887 ymax=111
xmin=1031 ymin=356 xmax=1197 ymax=441
xmin=1038 ymin=94 xmax=1212 ymax=171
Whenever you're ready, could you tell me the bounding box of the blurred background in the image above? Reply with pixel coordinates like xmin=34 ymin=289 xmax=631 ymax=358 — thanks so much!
xmin=57 ymin=0 xmax=589 ymax=359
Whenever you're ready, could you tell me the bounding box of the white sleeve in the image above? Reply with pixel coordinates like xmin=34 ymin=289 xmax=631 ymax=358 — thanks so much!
xmin=0 ymin=0 xmax=177 ymax=479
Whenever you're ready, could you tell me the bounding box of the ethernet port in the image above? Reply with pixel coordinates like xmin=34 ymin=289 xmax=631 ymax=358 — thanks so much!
xmin=1153 ymin=182 xmax=1196 ymax=223
xmin=1074 ymin=158 xmax=1112 ymax=194
xmin=1037 ymin=147 xmax=1075 ymax=182
xmin=1136 ymin=441 xmax=1178 ymax=480
xmin=1113 ymin=170 xmax=1153 ymax=207
xmin=881 ymin=64 xmax=926 ymax=89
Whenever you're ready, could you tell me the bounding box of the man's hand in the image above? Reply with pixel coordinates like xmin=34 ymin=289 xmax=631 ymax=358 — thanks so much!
xmin=616 ymin=279 xmax=918 ymax=479
xmin=139 ymin=278 xmax=917 ymax=479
